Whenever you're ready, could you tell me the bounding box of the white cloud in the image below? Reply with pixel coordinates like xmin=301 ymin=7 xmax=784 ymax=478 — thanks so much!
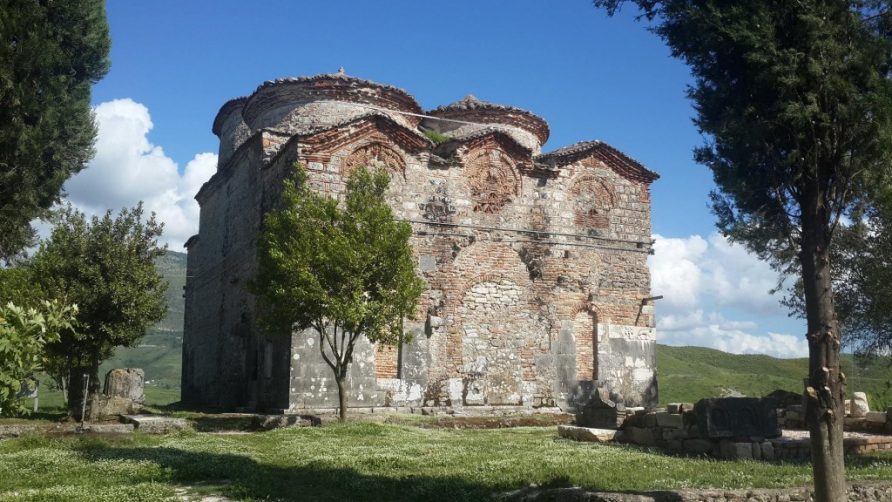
xmin=62 ymin=99 xmax=216 ymax=248
xmin=659 ymin=322 xmax=808 ymax=358
xmin=650 ymin=233 xmax=779 ymax=313
xmin=649 ymin=233 xmax=805 ymax=358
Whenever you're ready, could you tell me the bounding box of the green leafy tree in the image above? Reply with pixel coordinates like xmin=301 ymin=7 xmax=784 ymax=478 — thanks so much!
xmin=0 ymin=300 xmax=77 ymax=416
xmin=0 ymin=0 xmax=111 ymax=262
xmin=783 ymin=204 xmax=892 ymax=358
xmin=254 ymin=165 xmax=425 ymax=421
xmin=30 ymin=204 xmax=167 ymax=417
xmin=594 ymin=1 xmax=892 ymax=498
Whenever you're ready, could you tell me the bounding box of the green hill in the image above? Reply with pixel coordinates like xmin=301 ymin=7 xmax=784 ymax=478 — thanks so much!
xmin=657 ymin=344 xmax=892 ymax=409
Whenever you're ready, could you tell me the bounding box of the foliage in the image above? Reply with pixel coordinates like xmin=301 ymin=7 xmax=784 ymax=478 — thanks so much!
xmin=0 ymin=424 xmax=891 ymax=501
xmin=0 ymin=0 xmax=111 ymax=262
xmin=29 ymin=204 xmax=167 ymax=409
xmin=0 ymin=301 xmax=76 ymax=416
xmin=0 ymin=267 xmax=39 ymax=307
xmin=782 ymin=204 xmax=892 ymax=358
xmin=255 ymin=164 xmax=425 ymax=420
xmin=423 ymin=129 xmax=450 ymax=145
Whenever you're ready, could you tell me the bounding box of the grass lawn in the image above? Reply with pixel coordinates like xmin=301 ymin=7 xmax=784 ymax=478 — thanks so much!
xmin=1 ymin=424 xmax=891 ymax=501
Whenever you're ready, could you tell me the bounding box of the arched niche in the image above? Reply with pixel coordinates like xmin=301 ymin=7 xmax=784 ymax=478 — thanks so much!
xmin=570 ymin=175 xmax=615 ymax=230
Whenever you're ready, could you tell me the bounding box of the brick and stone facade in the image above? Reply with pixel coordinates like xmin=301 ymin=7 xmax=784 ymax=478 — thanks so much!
xmin=182 ymin=72 xmax=660 ymax=412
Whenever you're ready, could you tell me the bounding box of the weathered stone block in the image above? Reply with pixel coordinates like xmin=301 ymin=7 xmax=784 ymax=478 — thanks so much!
xmin=576 ymin=393 xmax=624 ymax=429
xmin=557 ymin=425 xmax=617 ymax=443
xmin=92 ymin=396 xmax=139 ymax=418
xmin=695 ymin=397 xmax=780 ymax=439
xmin=683 ymin=439 xmax=713 ymax=454
xmin=852 ymin=392 xmax=870 ymax=417
xmin=866 ymin=411 xmax=887 ymax=424
xmin=662 ymin=427 xmax=685 ymax=440
xmin=719 ymin=440 xmax=752 ymax=460
xmin=655 ymin=412 xmax=683 ymax=429
xmin=104 ymin=368 xmax=145 ymax=405
xmin=761 ymin=441 xmax=775 ymax=461
xmin=641 ymin=412 xmax=658 ymax=428
xmin=625 ymin=426 xmax=655 ymax=446
xmin=122 ymin=415 xmax=190 ymax=434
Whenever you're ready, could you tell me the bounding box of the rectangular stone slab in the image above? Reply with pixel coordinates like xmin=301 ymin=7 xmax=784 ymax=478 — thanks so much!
xmin=695 ymin=397 xmax=780 ymax=439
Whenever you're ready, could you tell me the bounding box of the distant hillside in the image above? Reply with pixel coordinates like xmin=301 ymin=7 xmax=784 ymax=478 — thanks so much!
xmin=657 ymin=344 xmax=892 ymax=408
xmin=90 ymin=250 xmax=892 ymax=410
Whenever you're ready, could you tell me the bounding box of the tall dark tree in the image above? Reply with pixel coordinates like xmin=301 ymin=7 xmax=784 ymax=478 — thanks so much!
xmin=30 ymin=204 xmax=167 ymax=418
xmin=594 ymin=1 xmax=892 ymax=499
xmin=0 ymin=0 xmax=111 ymax=262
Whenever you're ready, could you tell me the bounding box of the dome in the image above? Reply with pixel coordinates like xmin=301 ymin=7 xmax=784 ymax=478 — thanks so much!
xmin=239 ymin=72 xmax=423 ymax=133
xmin=427 ymin=95 xmax=550 ymax=147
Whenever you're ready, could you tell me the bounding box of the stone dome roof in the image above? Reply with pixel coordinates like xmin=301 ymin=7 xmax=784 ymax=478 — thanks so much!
xmin=427 ymin=95 xmax=550 ymax=145
xmin=212 ymin=96 xmax=248 ymax=136
xmin=239 ymin=73 xmax=424 ymax=130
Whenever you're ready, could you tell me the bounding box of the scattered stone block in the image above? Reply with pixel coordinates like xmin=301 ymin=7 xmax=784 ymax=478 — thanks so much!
xmin=662 ymin=428 xmax=685 ymax=441
xmin=667 ymin=403 xmax=682 ymax=414
xmin=557 ymin=425 xmax=617 ymax=443
xmin=80 ymin=423 xmax=134 ymax=434
xmin=682 ymin=439 xmax=713 ymax=454
xmin=104 ymin=368 xmax=145 ymax=405
xmin=576 ymin=390 xmax=624 ymax=429
xmin=866 ymin=411 xmax=887 ymax=424
xmin=122 ymin=415 xmax=190 ymax=434
xmin=655 ymin=412 xmax=683 ymax=429
xmin=719 ymin=440 xmax=752 ymax=460
xmin=92 ymin=395 xmax=140 ymax=418
xmin=761 ymin=441 xmax=775 ymax=461
xmin=852 ymin=392 xmax=870 ymax=417
xmin=695 ymin=397 xmax=780 ymax=439
xmin=625 ymin=426 xmax=655 ymax=446
xmin=256 ymin=414 xmax=321 ymax=429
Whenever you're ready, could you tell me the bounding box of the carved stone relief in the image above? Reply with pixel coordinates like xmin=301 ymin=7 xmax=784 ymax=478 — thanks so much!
xmin=464 ymin=148 xmax=519 ymax=213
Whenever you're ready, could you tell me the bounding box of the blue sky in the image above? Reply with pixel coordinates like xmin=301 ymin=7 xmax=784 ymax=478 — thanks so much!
xmin=64 ymin=0 xmax=809 ymax=357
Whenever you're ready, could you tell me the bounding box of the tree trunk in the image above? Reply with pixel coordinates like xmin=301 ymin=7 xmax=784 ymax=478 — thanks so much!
xmin=336 ymin=376 xmax=347 ymax=422
xmin=67 ymin=363 xmax=100 ymax=421
xmin=800 ymin=187 xmax=846 ymax=502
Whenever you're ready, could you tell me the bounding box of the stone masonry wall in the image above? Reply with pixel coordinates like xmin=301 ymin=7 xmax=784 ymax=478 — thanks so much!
xmin=182 ymin=74 xmax=659 ymax=412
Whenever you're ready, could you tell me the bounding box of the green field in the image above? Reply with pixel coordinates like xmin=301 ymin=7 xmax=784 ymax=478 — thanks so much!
xmin=0 ymin=423 xmax=891 ymax=501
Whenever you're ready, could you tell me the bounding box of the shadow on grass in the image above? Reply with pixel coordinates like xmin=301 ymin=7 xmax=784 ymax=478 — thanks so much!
xmin=75 ymin=445 xmax=695 ymax=502
xmin=78 ymin=445 xmax=508 ymax=501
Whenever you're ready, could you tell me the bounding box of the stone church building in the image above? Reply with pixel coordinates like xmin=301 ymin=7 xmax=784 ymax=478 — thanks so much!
xmin=182 ymin=72 xmax=659 ymax=412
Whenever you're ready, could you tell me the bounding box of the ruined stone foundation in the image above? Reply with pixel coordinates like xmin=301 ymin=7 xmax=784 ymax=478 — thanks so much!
xmin=182 ymin=72 xmax=660 ymax=413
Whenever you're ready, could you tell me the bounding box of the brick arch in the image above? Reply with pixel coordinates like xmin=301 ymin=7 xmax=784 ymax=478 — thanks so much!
xmin=441 ymin=242 xmax=549 ymax=405
xmin=447 ymin=242 xmax=533 ymax=302
xmin=569 ymin=174 xmax=615 ymax=230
